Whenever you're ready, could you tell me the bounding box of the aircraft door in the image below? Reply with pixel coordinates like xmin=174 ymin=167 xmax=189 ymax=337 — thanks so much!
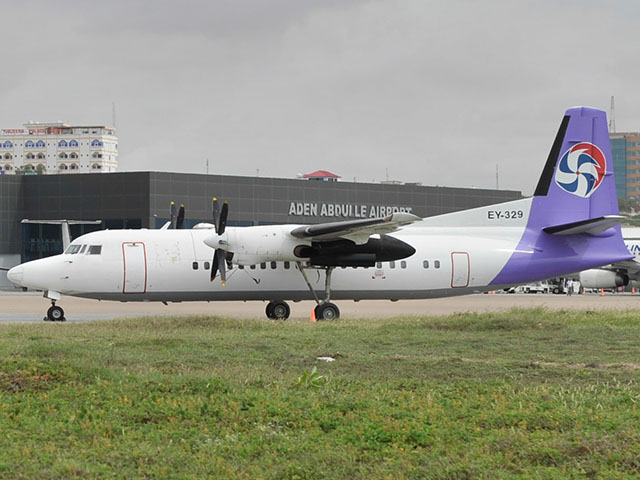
xmin=122 ymin=242 xmax=147 ymax=293
xmin=451 ymin=252 xmax=470 ymax=288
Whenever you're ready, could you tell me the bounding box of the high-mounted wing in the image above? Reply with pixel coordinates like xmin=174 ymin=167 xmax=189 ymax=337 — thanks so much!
xmin=608 ymin=259 xmax=640 ymax=275
xmin=290 ymin=212 xmax=421 ymax=245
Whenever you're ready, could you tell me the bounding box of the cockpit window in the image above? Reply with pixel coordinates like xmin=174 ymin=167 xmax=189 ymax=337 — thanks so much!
xmin=79 ymin=245 xmax=87 ymax=254
xmin=87 ymin=245 xmax=102 ymax=255
xmin=65 ymin=244 xmax=82 ymax=254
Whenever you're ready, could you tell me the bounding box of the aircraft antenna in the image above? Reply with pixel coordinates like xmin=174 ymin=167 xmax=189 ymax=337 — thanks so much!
xmin=112 ymin=102 xmax=117 ymax=128
xmin=496 ymin=164 xmax=499 ymax=190
xmin=609 ymin=96 xmax=616 ymax=133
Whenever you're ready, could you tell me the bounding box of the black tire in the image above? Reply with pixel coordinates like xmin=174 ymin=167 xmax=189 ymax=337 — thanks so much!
xmin=271 ymin=301 xmax=290 ymax=320
xmin=315 ymin=302 xmax=340 ymax=321
xmin=553 ymin=287 xmax=560 ymax=294
xmin=265 ymin=302 xmax=276 ymax=319
xmin=46 ymin=305 xmax=65 ymax=322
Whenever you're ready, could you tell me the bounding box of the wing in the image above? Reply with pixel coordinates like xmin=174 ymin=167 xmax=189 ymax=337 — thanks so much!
xmin=604 ymin=259 xmax=640 ymax=277
xmin=290 ymin=212 xmax=421 ymax=245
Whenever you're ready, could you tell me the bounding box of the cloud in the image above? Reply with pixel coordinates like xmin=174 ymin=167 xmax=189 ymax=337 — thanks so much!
xmin=2 ymin=1 xmax=640 ymax=195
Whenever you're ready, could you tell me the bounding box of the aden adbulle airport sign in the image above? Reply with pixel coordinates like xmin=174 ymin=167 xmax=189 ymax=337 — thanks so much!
xmin=288 ymin=201 xmax=413 ymax=218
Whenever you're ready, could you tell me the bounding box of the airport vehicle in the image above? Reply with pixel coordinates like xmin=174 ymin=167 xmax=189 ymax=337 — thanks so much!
xmin=516 ymin=282 xmax=550 ymax=294
xmin=6 ymin=107 xmax=633 ymax=321
xmin=578 ymin=228 xmax=640 ymax=289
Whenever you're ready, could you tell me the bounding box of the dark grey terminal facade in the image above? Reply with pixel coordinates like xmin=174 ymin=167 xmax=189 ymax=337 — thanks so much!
xmin=0 ymin=172 xmax=522 ymax=265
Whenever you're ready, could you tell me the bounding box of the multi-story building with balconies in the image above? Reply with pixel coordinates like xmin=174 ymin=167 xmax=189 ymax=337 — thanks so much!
xmin=0 ymin=122 xmax=117 ymax=175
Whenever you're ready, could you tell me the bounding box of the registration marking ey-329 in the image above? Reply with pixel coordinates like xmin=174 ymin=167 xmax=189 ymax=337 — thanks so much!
xmin=487 ymin=210 xmax=524 ymax=220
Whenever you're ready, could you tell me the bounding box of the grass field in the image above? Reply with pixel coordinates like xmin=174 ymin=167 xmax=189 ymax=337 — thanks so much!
xmin=1 ymin=308 xmax=640 ymax=479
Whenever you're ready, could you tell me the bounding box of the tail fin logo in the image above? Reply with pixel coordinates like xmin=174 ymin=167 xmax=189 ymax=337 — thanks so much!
xmin=554 ymin=142 xmax=607 ymax=198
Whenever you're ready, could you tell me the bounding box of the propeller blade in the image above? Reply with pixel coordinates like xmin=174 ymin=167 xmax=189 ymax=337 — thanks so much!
xmin=219 ymin=201 xmax=228 ymax=235
xmin=210 ymin=249 xmax=227 ymax=285
xmin=176 ymin=204 xmax=185 ymax=229
xmin=212 ymin=197 xmax=220 ymax=234
xmin=218 ymin=250 xmax=227 ymax=286
xmin=169 ymin=201 xmax=177 ymax=229
xmin=211 ymin=250 xmax=218 ymax=282
xmin=210 ymin=198 xmax=228 ymax=285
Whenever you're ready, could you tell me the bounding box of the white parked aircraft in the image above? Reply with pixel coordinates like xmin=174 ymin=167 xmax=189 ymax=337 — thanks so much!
xmin=6 ymin=107 xmax=633 ymax=321
xmin=578 ymin=227 xmax=640 ymax=289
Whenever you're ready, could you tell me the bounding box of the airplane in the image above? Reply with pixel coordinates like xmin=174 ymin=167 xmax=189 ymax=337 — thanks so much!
xmin=6 ymin=106 xmax=634 ymax=322
xmin=578 ymin=227 xmax=640 ymax=289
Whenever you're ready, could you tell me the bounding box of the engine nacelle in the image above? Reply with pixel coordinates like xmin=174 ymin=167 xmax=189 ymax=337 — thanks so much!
xmin=220 ymin=225 xmax=310 ymax=265
xmin=578 ymin=269 xmax=629 ymax=288
xmin=297 ymin=236 xmax=416 ymax=267
xmin=205 ymin=225 xmax=416 ymax=267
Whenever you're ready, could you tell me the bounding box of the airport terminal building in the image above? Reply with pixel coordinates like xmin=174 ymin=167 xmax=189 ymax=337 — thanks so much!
xmin=0 ymin=171 xmax=522 ymax=285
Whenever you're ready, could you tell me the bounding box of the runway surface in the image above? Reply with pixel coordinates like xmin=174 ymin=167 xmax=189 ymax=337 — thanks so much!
xmin=1 ymin=289 xmax=639 ymax=323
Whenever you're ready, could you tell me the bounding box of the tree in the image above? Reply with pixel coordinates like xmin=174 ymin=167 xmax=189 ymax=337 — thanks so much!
xmin=618 ymin=197 xmax=639 ymax=214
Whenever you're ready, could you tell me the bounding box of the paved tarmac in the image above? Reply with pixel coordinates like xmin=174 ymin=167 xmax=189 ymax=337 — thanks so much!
xmin=1 ymin=289 xmax=639 ymax=323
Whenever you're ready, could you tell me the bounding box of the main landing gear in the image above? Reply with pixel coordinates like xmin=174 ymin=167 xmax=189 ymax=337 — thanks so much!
xmin=297 ymin=262 xmax=340 ymax=321
xmin=45 ymin=302 xmax=66 ymax=322
xmin=264 ymin=264 xmax=340 ymax=321
xmin=266 ymin=300 xmax=291 ymax=320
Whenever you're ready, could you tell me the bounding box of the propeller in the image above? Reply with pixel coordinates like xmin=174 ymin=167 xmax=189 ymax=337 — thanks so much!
xmin=176 ymin=204 xmax=185 ymax=230
xmin=210 ymin=197 xmax=229 ymax=285
xmin=169 ymin=202 xmax=177 ymax=229
xmin=168 ymin=202 xmax=186 ymax=230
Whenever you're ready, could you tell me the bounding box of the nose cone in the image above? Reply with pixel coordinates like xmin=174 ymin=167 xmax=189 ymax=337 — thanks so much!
xmin=7 ymin=265 xmax=24 ymax=285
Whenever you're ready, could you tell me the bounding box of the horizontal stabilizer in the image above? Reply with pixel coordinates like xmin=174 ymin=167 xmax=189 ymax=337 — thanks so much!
xmin=543 ymin=215 xmax=624 ymax=236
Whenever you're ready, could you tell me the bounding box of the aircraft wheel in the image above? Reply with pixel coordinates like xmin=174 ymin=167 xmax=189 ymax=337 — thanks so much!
xmin=265 ymin=302 xmax=276 ymax=319
xmin=315 ymin=302 xmax=340 ymax=321
xmin=46 ymin=305 xmax=66 ymax=322
xmin=271 ymin=301 xmax=290 ymax=320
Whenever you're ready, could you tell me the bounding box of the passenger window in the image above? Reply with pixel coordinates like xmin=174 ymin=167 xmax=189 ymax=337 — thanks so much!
xmin=87 ymin=245 xmax=102 ymax=255
xmin=423 ymin=260 xmax=429 ymax=269
xmin=435 ymin=260 xmax=440 ymax=269
xmin=284 ymin=261 xmax=290 ymax=269
xmin=389 ymin=261 xmax=396 ymax=269
xmin=192 ymin=262 xmax=198 ymax=270
xmin=238 ymin=265 xmax=244 ymax=270
xmin=79 ymin=245 xmax=87 ymax=254
xmin=204 ymin=262 xmax=210 ymax=270
xmin=270 ymin=261 xmax=277 ymax=269
xmin=376 ymin=262 xmax=382 ymax=269
xmin=401 ymin=261 xmax=407 ymax=269
xmin=260 ymin=263 xmax=266 ymax=270
xmin=250 ymin=265 xmax=256 ymax=270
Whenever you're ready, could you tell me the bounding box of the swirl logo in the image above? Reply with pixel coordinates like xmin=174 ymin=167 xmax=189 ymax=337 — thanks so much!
xmin=554 ymin=142 xmax=607 ymax=198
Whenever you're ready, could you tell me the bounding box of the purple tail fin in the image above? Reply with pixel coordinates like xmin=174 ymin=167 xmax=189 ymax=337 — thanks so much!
xmin=491 ymin=107 xmax=631 ymax=286
xmin=532 ymin=106 xmax=619 ymax=224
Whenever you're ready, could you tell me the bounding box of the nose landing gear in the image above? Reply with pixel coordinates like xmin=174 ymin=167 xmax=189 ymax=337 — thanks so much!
xmin=45 ymin=302 xmax=66 ymax=322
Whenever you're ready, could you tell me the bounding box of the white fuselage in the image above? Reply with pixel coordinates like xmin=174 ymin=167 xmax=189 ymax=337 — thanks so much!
xmin=8 ymin=199 xmax=535 ymax=302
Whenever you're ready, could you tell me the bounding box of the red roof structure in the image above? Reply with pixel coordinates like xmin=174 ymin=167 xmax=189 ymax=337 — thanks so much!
xmin=302 ymin=170 xmax=341 ymax=181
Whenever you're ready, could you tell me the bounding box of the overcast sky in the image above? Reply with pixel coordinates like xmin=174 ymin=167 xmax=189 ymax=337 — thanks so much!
xmin=2 ymin=0 xmax=639 ymax=195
